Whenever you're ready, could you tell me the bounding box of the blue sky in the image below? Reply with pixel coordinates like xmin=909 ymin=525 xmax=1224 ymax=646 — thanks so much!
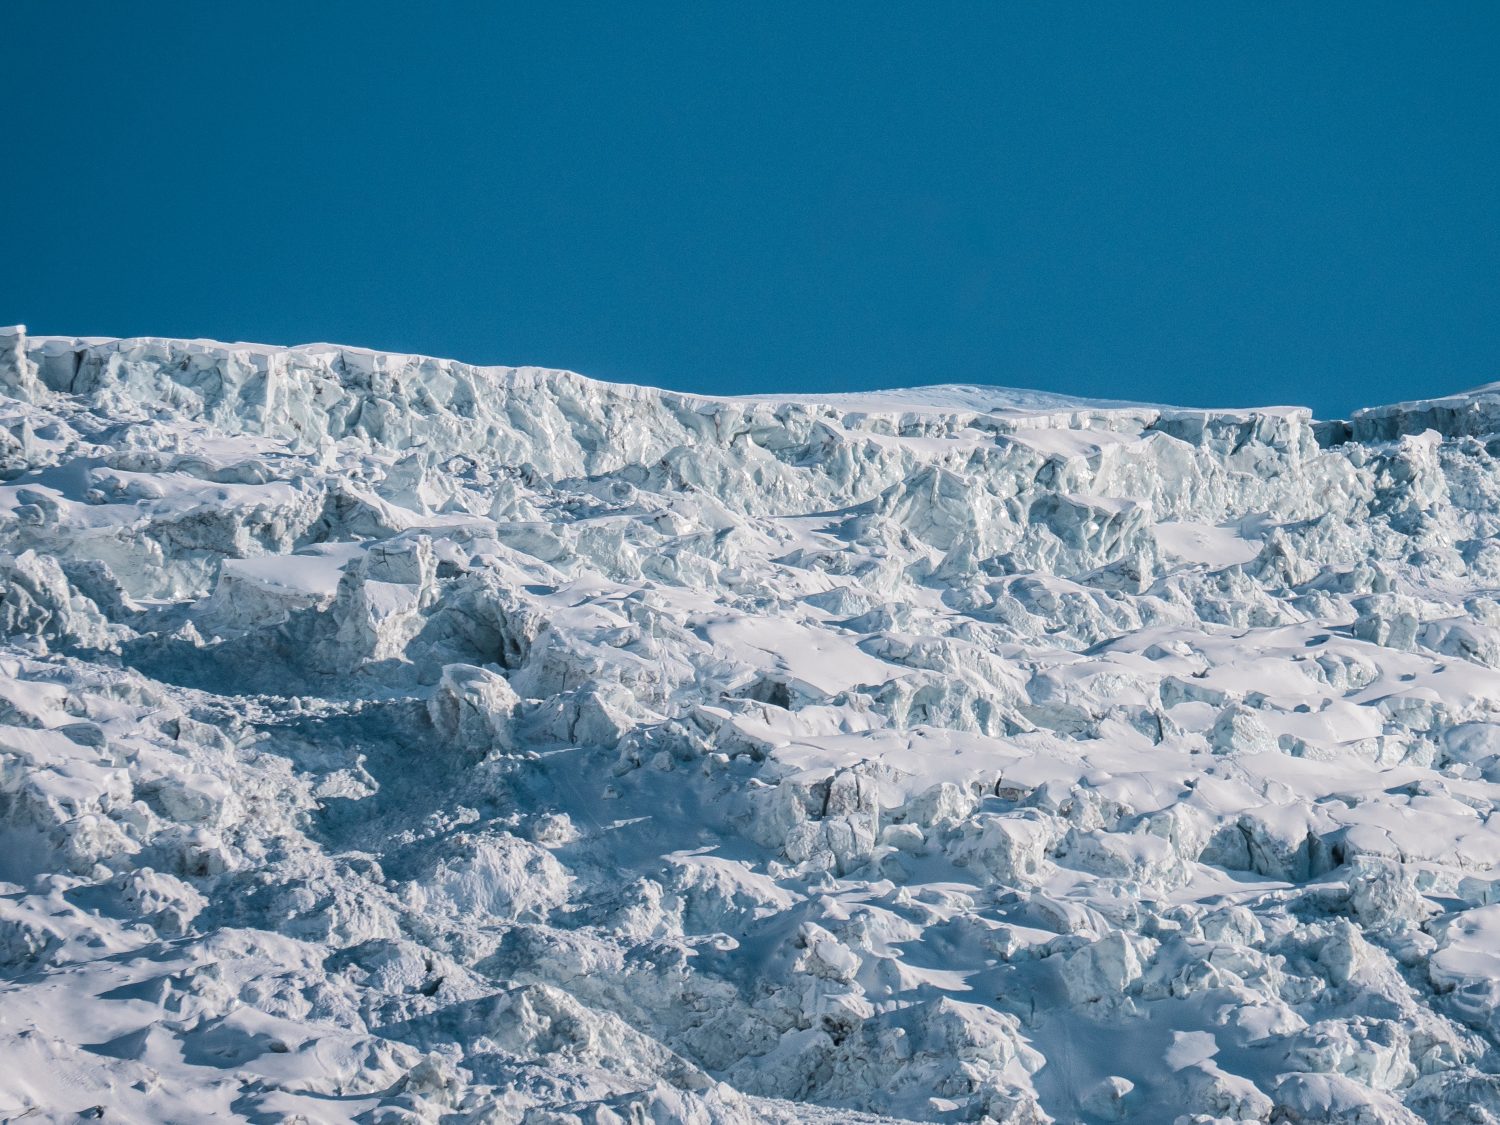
xmin=4 ymin=3 xmax=1498 ymax=416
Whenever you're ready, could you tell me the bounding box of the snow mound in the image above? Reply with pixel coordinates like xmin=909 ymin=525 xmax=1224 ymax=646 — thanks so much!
xmin=3 ymin=324 xmax=1500 ymax=1122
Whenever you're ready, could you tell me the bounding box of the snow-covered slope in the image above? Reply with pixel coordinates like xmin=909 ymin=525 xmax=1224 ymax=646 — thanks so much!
xmin=3 ymin=325 xmax=1500 ymax=1123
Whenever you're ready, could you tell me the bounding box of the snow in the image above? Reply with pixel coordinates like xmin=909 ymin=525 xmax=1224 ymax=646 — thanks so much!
xmin=1154 ymin=520 xmax=1263 ymax=567
xmin=739 ymin=383 xmax=1152 ymax=414
xmin=2 ymin=322 xmax=1500 ymax=1122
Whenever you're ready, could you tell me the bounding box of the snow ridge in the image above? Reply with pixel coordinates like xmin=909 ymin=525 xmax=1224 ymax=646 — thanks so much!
xmin=4 ymin=325 xmax=1500 ymax=1123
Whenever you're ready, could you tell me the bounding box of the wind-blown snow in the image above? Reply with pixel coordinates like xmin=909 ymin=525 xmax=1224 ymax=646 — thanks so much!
xmin=3 ymin=325 xmax=1500 ymax=1122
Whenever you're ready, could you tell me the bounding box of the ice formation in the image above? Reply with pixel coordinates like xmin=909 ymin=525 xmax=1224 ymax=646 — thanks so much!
xmin=3 ymin=324 xmax=1500 ymax=1122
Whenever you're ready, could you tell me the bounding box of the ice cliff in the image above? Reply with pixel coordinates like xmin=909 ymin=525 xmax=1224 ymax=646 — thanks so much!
xmin=4 ymin=324 xmax=1500 ymax=1123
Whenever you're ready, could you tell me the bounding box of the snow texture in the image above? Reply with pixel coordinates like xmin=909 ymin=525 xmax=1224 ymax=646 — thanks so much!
xmin=3 ymin=324 xmax=1500 ymax=1122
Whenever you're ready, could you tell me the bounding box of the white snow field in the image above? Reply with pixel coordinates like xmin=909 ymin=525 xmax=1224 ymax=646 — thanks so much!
xmin=4 ymin=326 xmax=1500 ymax=1123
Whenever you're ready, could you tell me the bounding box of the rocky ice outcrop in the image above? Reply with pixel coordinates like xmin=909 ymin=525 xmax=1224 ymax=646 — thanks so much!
xmin=3 ymin=324 xmax=1500 ymax=1121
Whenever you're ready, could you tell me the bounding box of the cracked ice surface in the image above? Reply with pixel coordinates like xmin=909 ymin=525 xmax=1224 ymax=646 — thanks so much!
xmin=4 ymin=325 xmax=1500 ymax=1122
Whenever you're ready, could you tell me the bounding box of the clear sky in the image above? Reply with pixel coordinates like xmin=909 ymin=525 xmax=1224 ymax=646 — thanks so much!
xmin=5 ymin=3 xmax=1498 ymax=417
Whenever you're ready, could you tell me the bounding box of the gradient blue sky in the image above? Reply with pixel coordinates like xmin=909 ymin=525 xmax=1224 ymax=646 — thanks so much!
xmin=5 ymin=3 xmax=1498 ymax=416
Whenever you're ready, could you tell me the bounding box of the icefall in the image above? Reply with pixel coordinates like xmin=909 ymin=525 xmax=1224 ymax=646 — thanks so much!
xmin=2 ymin=325 xmax=1500 ymax=1123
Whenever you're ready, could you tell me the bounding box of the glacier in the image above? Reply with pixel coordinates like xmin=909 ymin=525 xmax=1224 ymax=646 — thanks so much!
xmin=3 ymin=324 xmax=1500 ymax=1122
